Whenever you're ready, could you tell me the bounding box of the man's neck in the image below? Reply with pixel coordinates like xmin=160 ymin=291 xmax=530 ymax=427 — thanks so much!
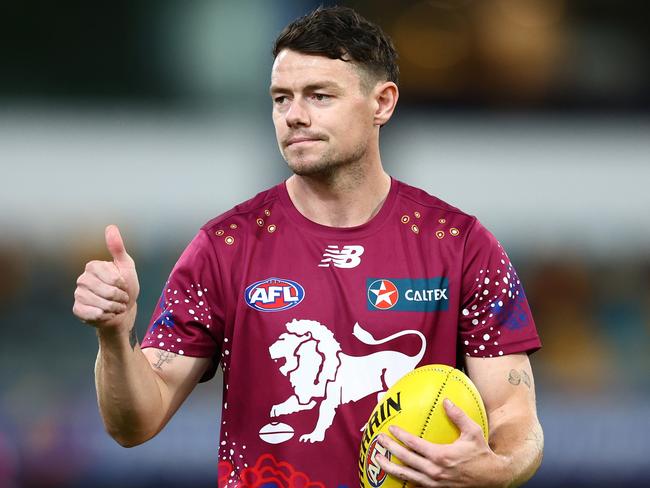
xmin=286 ymin=164 xmax=392 ymax=228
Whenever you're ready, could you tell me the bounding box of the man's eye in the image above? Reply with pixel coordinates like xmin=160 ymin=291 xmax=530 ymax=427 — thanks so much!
xmin=274 ymin=96 xmax=287 ymax=104
xmin=313 ymin=93 xmax=330 ymax=101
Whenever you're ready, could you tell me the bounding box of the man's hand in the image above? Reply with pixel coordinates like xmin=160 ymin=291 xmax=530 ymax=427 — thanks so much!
xmin=73 ymin=225 xmax=140 ymax=336
xmin=375 ymin=399 xmax=509 ymax=488
xmin=73 ymin=225 xmax=211 ymax=447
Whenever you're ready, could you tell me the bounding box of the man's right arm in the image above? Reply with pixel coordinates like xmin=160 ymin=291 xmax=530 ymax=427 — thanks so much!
xmin=94 ymin=325 xmax=211 ymax=447
xmin=73 ymin=225 xmax=211 ymax=447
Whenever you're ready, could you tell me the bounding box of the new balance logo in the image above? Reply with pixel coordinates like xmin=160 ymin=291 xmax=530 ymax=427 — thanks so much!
xmin=318 ymin=245 xmax=365 ymax=269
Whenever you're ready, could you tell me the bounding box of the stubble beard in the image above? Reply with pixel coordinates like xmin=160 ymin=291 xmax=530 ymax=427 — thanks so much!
xmin=284 ymin=141 xmax=368 ymax=180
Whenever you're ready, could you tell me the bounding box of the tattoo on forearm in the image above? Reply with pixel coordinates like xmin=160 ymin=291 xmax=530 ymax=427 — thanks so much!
xmin=153 ymin=350 xmax=176 ymax=370
xmin=508 ymin=369 xmax=532 ymax=389
xmin=129 ymin=327 xmax=138 ymax=350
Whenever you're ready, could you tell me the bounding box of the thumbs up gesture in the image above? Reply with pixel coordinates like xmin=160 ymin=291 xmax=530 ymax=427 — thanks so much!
xmin=73 ymin=225 xmax=140 ymax=333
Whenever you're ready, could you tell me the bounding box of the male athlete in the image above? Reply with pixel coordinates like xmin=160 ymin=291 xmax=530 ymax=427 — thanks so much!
xmin=73 ymin=7 xmax=543 ymax=487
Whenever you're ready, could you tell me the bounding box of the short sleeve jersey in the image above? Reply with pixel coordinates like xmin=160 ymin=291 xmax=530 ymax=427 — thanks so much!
xmin=141 ymin=178 xmax=541 ymax=488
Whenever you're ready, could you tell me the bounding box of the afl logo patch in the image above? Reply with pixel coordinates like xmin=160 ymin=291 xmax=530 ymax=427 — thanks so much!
xmin=366 ymin=436 xmax=390 ymax=486
xmin=245 ymin=278 xmax=305 ymax=312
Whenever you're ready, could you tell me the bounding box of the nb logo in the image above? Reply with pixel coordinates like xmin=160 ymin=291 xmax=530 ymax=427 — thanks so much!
xmin=318 ymin=245 xmax=364 ymax=269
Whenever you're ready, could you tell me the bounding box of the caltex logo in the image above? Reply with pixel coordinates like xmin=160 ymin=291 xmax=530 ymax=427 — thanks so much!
xmin=367 ymin=277 xmax=450 ymax=312
xmin=367 ymin=279 xmax=399 ymax=310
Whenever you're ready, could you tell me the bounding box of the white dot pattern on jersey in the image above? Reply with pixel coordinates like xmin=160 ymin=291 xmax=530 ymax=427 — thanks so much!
xmin=461 ymin=243 xmax=523 ymax=358
xmin=143 ymin=282 xmax=214 ymax=352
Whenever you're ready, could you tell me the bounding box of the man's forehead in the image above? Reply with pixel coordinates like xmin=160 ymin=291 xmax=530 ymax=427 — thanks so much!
xmin=273 ymin=49 xmax=346 ymax=68
xmin=271 ymin=49 xmax=360 ymax=85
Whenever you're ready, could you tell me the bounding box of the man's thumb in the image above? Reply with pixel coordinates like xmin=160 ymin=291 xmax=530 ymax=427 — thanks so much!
xmin=105 ymin=225 xmax=134 ymax=267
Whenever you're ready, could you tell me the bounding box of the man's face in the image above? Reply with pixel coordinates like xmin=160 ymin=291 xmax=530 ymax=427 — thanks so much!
xmin=270 ymin=49 xmax=377 ymax=177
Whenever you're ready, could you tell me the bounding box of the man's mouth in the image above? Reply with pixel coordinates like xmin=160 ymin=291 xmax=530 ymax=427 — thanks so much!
xmin=286 ymin=137 xmax=322 ymax=147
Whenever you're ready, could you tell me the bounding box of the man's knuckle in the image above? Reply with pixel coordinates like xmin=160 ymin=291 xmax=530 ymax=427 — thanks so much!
xmin=468 ymin=424 xmax=482 ymax=439
xmin=111 ymin=288 xmax=125 ymax=301
xmin=402 ymin=436 xmax=416 ymax=449
xmin=437 ymin=454 xmax=451 ymax=467
xmin=74 ymin=305 xmax=91 ymax=321
xmin=425 ymin=466 xmax=443 ymax=481
xmin=426 ymin=451 xmax=442 ymax=465
xmin=393 ymin=469 xmax=407 ymax=481
xmin=108 ymin=274 xmax=123 ymax=286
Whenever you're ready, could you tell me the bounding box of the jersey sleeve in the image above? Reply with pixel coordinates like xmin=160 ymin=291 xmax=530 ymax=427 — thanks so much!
xmin=458 ymin=219 xmax=541 ymax=358
xmin=141 ymin=229 xmax=224 ymax=372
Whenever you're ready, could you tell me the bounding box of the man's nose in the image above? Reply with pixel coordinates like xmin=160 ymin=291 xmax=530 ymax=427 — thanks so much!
xmin=285 ymin=98 xmax=310 ymax=127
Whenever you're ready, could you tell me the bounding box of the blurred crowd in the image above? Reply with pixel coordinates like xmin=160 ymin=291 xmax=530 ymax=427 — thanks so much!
xmin=2 ymin=0 xmax=648 ymax=111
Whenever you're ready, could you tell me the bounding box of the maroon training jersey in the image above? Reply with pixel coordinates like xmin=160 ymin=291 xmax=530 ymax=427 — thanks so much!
xmin=141 ymin=178 xmax=541 ymax=488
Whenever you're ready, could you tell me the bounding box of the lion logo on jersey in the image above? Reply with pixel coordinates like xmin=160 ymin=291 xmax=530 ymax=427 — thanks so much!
xmin=268 ymin=319 xmax=426 ymax=443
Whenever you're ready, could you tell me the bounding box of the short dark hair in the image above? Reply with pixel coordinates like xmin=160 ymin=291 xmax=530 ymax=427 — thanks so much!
xmin=272 ymin=6 xmax=399 ymax=87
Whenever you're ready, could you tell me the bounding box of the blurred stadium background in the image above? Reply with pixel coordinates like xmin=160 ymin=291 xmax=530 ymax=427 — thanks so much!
xmin=1 ymin=0 xmax=648 ymax=486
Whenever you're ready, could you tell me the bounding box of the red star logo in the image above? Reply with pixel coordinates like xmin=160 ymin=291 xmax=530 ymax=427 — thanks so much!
xmin=368 ymin=279 xmax=399 ymax=310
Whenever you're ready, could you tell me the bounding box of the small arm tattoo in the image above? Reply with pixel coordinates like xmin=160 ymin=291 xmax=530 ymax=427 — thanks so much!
xmin=129 ymin=327 xmax=138 ymax=350
xmin=508 ymin=369 xmax=532 ymax=389
xmin=508 ymin=369 xmax=522 ymax=386
xmin=153 ymin=350 xmax=176 ymax=370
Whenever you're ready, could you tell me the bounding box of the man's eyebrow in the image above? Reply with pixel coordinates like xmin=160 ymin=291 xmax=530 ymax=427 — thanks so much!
xmin=269 ymin=81 xmax=343 ymax=95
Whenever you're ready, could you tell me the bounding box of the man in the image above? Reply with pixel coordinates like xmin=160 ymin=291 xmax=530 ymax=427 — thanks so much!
xmin=73 ymin=6 xmax=543 ymax=487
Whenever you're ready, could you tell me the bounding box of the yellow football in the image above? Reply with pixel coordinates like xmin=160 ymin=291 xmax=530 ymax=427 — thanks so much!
xmin=358 ymin=364 xmax=489 ymax=488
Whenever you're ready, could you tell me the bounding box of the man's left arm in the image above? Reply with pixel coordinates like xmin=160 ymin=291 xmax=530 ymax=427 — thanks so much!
xmin=465 ymin=352 xmax=543 ymax=486
xmin=376 ymin=352 xmax=543 ymax=487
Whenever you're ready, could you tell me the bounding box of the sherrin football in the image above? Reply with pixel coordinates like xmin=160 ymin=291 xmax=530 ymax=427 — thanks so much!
xmin=359 ymin=364 xmax=489 ymax=488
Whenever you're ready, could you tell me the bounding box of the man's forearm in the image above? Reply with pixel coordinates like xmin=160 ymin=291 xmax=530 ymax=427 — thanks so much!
xmin=94 ymin=314 xmax=166 ymax=447
xmin=488 ymin=413 xmax=544 ymax=487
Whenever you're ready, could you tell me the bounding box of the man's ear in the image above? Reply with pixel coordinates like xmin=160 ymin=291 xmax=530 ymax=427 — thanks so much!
xmin=372 ymin=81 xmax=399 ymax=126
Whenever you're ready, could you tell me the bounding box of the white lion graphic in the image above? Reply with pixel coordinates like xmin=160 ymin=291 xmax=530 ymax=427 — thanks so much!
xmin=268 ymin=319 xmax=426 ymax=443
